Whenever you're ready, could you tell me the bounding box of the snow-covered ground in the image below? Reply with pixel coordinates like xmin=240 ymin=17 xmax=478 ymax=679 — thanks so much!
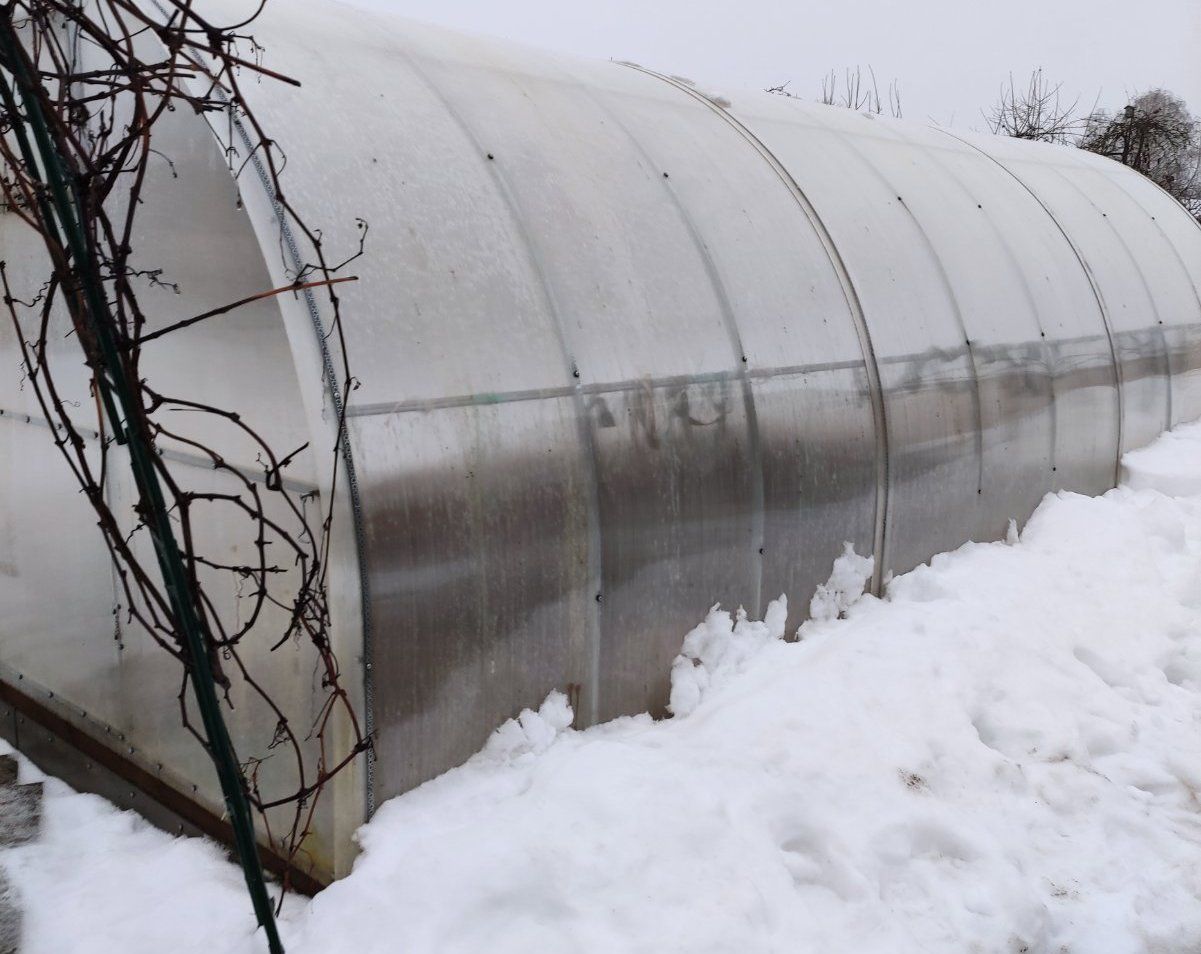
xmin=10 ymin=423 xmax=1201 ymax=953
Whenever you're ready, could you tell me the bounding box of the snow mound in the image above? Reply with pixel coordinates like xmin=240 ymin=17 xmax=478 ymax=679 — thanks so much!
xmin=808 ymin=541 xmax=874 ymax=622
xmin=479 ymin=690 xmax=575 ymax=762
xmin=1121 ymin=420 xmax=1201 ymax=496
xmin=0 ymin=743 xmax=300 ymax=954
xmin=668 ymin=597 xmax=788 ymax=717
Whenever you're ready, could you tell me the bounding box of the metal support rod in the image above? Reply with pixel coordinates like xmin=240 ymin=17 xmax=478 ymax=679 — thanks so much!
xmin=0 ymin=13 xmax=284 ymax=952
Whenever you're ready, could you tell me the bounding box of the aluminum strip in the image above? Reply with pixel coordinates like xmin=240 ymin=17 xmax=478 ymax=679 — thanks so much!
xmin=557 ymin=80 xmax=767 ymax=618
xmin=1046 ymin=166 xmax=1172 ymax=436
xmin=937 ymin=128 xmax=1124 ymax=481
xmin=388 ymin=45 xmax=606 ymax=727
xmin=622 ymin=65 xmax=890 ymax=596
xmin=739 ymin=105 xmax=986 ymax=571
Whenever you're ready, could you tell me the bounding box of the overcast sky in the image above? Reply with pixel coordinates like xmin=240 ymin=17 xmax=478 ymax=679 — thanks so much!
xmin=349 ymin=0 xmax=1200 ymax=131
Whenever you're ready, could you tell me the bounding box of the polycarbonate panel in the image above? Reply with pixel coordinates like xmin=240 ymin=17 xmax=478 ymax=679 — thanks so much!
xmin=954 ymin=132 xmax=1172 ymax=453
xmin=385 ymin=31 xmax=764 ymax=723
xmin=0 ymin=418 xmax=335 ymax=867
xmin=752 ymin=369 xmax=877 ymax=609
xmin=211 ymin=4 xmax=603 ymax=821
xmin=842 ymin=120 xmax=1060 ymax=531
xmin=558 ymin=62 xmax=879 ymax=673
xmin=102 ymin=451 xmax=334 ymax=866
xmin=0 ymin=415 xmax=114 ymax=698
xmin=0 ymin=31 xmax=311 ymax=473
xmin=725 ymin=96 xmax=983 ymax=575
xmin=349 ymin=398 xmax=594 ymax=798
xmin=125 ymin=101 xmax=316 ymax=477
xmin=400 ymin=32 xmax=738 ymax=384
xmin=0 ymin=18 xmax=342 ymax=878
xmin=1093 ymin=163 xmax=1201 ymax=426
xmin=0 ymin=228 xmax=93 ymax=419
xmin=582 ymin=376 xmax=759 ymax=717
xmin=0 ymin=26 xmax=155 ymax=423
xmin=1062 ymin=162 xmax=1201 ymax=430
xmin=905 ymin=127 xmax=1119 ymax=498
xmin=224 ymin=10 xmax=578 ymax=409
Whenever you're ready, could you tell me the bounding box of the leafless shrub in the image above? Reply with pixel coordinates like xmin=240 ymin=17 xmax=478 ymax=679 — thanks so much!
xmin=985 ymin=68 xmax=1083 ymax=143
xmin=767 ymin=65 xmax=902 ymax=118
xmin=820 ymin=66 xmax=902 ymax=118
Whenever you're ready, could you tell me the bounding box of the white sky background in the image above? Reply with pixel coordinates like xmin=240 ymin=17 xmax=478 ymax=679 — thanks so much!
xmin=346 ymin=0 xmax=1201 ymax=130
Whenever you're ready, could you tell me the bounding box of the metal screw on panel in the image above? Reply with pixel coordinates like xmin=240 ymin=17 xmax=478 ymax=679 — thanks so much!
xmin=595 ymin=593 xmax=604 ymax=603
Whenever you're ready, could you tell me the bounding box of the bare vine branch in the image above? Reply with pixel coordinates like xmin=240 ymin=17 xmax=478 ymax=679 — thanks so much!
xmin=0 ymin=0 xmax=369 ymax=900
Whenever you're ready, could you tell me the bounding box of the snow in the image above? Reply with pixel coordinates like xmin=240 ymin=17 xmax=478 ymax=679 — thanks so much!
xmin=0 ymin=754 xmax=303 ymax=954
xmin=668 ymin=598 xmax=789 ymax=718
xmin=1121 ymin=421 xmax=1201 ymax=497
xmin=10 ymin=422 xmax=1201 ymax=952
xmin=477 ymin=689 xmax=575 ymax=762
xmin=807 ymin=541 xmax=874 ymax=622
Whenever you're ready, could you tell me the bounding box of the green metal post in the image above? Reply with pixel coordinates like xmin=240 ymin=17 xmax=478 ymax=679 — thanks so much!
xmin=0 ymin=14 xmax=285 ymax=952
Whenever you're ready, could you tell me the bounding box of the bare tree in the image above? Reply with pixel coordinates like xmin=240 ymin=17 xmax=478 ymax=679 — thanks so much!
xmin=1080 ymin=89 xmax=1201 ymax=218
xmin=985 ymin=69 xmax=1082 ymax=143
xmin=768 ymin=65 xmax=902 ymax=118
xmin=821 ymin=65 xmax=902 ymax=118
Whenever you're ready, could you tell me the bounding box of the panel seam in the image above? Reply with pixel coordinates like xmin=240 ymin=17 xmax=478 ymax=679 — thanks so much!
xmin=621 ymin=65 xmax=890 ymax=595
xmin=145 ymin=0 xmax=377 ymax=820
xmin=566 ymin=79 xmax=766 ymax=617
xmin=393 ymin=49 xmax=606 ymax=727
xmin=935 ymin=128 xmax=1124 ymax=486
xmin=1045 ymin=164 xmax=1171 ymax=435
